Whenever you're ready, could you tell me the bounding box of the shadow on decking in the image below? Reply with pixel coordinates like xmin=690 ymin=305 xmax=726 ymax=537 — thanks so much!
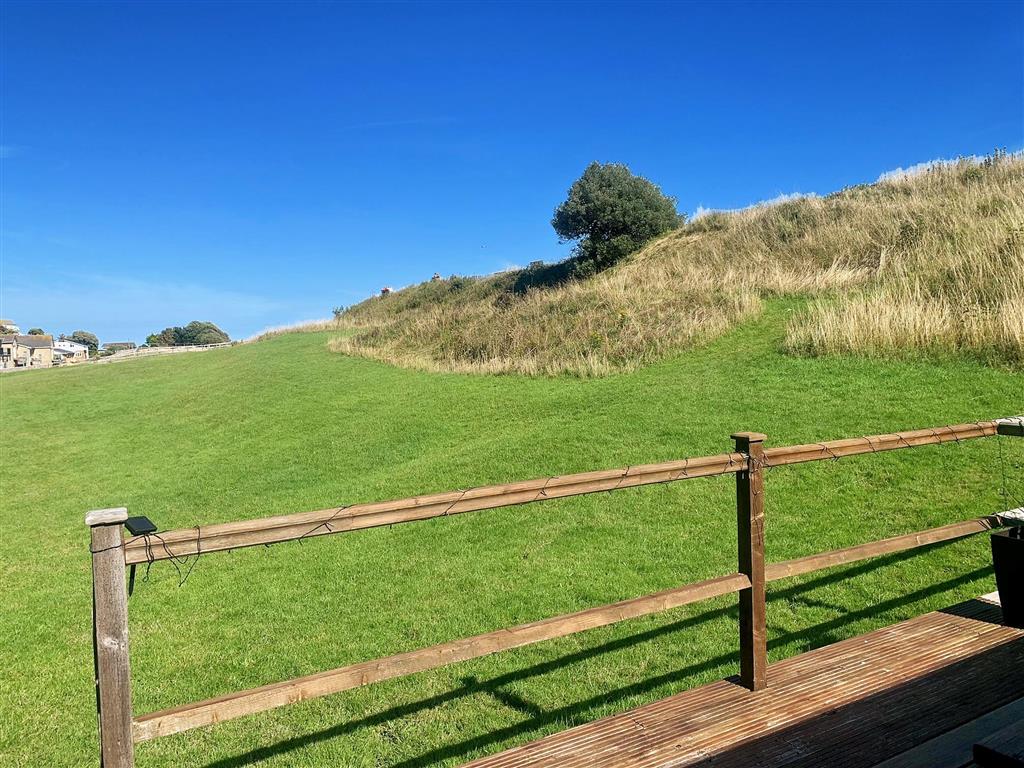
xmin=677 ymin=605 xmax=1023 ymax=768
xmin=199 ymin=545 xmax=993 ymax=768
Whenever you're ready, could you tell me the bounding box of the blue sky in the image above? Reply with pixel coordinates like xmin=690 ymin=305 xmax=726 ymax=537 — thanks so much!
xmin=2 ymin=1 xmax=1021 ymax=343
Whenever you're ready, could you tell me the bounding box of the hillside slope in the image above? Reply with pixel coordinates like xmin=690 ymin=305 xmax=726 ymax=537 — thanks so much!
xmin=337 ymin=154 xmax=1023 ymax=375
xmin=2 ymin=318 xmax=1022 ymax=766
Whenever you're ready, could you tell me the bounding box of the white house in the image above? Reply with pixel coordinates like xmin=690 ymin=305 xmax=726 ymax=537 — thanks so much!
xmin=54 ymin=338 xmax=90 ymax=363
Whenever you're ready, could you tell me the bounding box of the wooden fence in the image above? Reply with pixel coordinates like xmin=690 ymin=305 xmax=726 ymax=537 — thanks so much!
xmin=87 ymin=417 xmax=1024 ymax=766
xmin=92 ymin=341 xmax=236 ymax=365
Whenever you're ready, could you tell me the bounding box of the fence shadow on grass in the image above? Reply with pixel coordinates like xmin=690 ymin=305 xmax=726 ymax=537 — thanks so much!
xmin=201 ymin=545 xmax=992 ymax=768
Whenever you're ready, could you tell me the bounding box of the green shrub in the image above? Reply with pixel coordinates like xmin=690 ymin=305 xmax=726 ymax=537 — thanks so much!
xmin=551 ymin=162 xmax=681 ymax=274
xmin=146 ymin=321 xmax=229 ymax=347
xmin=69 ymin=330 xmax=99 ymax=353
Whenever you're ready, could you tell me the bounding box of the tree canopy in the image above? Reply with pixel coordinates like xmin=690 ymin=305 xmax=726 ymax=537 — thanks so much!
xmin=552 ymin=162 xmax=681 ymax=275
xmin=69 ymin=330 xmax=99 ymax=353
xmin=146 ymin=321 xmax=230 ymax=347
xmin=27 ymin=328 xmax=46 ymax=335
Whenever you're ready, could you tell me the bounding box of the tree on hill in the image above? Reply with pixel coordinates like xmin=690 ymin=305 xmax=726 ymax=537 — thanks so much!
xmin=69 ymin=330 xmax=99 ymax=353
xmin=27 ymin=328 xmax=46 ymax=335
xmin=146 ymin=327 xmax=179 ymax=347
xmin=186 ymin=321 xmax=230 ymax=345
xmin=552 ymin=162 xmax=682 ymax=277
xmin=146 ymin=321 xmax=230 ymax=347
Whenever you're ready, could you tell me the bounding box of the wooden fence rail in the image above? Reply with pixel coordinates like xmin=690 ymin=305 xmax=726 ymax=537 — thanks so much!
xmin=88 ymin=416 xmax=1024 ymax=766
xmin=92 ymin=341 xmax=236 ymax=365
xmin=120 ymin=420 xmax=1004 ymax=564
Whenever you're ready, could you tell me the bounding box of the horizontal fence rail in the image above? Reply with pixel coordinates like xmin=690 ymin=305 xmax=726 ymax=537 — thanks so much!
xmin=123 ymin=450 xmax=751 ymax=563
xmin=122 ymin=420 xmax=1003 ymax=565
xmin=134 ymin=572 xmax=753 ymax=740
xmin=132 ymin=509 xmax=1024 ymax=742
xmin=87 ymin=416 xmax=1024 ymax=766
xmin=95 ymin=341 xmax=236 ymax=363
xmin=764 ymin=514 xmax=1018 ymax=581
xmin=760 ymin=421 xmax=999 ymax=466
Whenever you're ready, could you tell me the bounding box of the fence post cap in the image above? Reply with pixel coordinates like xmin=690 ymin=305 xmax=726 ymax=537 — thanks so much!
xmin=86 ymin=507 xmax=128 ymax=527
xmin=998 ymin=507 xmax=1024 ymax=525
xmin=731 ymin=432 xmax=767 ymax=443
xmin=996 ymin=417 xmax=1024 ymax=437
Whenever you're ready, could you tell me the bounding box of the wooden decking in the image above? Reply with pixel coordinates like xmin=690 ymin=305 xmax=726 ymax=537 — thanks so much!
xmin=463 ymin=595 xmax=1024 ymax=768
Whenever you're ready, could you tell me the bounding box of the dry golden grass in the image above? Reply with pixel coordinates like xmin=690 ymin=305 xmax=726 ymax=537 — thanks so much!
xmin=249 ymin=318 xmax=341 ymax=342
xmin=332 ymin=264 xmax=765 ymax=376
xmin=335 ymin=153 xmax=1023 ymax=375
xmin=787 ymin=289 xmax=1024 ymax=366
xmin=785 ymin=156 xmax=1024 ymax=367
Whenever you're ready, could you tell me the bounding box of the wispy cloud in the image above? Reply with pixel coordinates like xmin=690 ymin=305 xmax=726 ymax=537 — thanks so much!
xmin=876 ymin=151 xmax=1024 ymax=183
xmin=875 ymin=154 xmax=991 ymax=183
xmin=0 ymin=145 xmax=23 ymax=159
xmin=691 ymin=191 xmax=815 ymax=220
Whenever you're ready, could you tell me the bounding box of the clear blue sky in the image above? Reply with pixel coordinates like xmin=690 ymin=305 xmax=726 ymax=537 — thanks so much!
xmin=2 ymin=1 xmax=1021 ymax=343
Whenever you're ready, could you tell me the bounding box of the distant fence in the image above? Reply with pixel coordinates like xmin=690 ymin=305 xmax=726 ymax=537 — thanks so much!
xmin=87 ymin=417 xmax=1024 ymax=766
xmin=91 ymin=341 xmax=236 ymax=364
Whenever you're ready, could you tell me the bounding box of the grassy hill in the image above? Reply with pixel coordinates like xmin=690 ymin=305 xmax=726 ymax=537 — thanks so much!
xmin=337 ymin=154 xmax=1023 ymax=375
xmin=2 ymin=309 xmax=1022 ymax=767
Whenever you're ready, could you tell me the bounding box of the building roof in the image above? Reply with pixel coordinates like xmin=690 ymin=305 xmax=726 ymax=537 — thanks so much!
xmin=11 ymin=335 xmax=53 ymax=349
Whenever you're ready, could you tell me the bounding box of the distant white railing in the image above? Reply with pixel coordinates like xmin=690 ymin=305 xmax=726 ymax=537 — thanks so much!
xmin=92 ymin=342 xmax=236 ymax=364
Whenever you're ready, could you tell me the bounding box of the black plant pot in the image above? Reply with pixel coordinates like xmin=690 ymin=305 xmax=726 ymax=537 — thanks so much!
xmin=991 ymin=527 xmax=1024 ymax=629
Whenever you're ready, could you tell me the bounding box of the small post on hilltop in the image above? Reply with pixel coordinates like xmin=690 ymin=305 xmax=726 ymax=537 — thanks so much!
xmin=732 ymin=432 xmax=768 ymax=691
xmin=87 ymin=507 xmax=135 ymax=767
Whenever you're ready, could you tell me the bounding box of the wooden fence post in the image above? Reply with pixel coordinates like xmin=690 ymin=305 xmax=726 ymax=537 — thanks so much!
xmin=88 ymin=507 xmax=135 ymax=767
xmin=732 ymin=432 xmax=767 ymax=691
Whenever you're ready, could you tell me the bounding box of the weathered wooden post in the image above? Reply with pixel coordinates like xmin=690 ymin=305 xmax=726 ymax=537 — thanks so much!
xmin=87 ymin=507 xmax=135 ymax=767
xmin=732 ymin=432 xmax=767 ymax=691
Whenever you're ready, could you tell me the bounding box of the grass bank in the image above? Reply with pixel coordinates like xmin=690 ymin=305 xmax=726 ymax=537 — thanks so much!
xmin=1 ymin=303 xmax=1021 ymax=766
xmin=336 ymin=154 xmax=1023 ymax=375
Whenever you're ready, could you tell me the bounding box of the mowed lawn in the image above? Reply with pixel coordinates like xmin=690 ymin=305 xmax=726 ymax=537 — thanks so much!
xmin=1 ymin=303 xmax=1022 ymax=768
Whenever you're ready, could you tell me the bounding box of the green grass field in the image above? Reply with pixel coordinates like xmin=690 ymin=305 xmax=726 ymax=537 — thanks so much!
xmin=1 ymin=302 xmax=1022 ymax=767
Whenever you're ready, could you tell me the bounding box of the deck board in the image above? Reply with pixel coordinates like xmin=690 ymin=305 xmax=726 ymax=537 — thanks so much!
xmin=461 ymin=596 xmax=1024 ymax=768
xmin=872 ymin=697 xmax=1024 ymax=768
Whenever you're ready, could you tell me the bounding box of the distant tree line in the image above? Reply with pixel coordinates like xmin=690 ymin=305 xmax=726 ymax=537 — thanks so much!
xmin=146 ymin=321 xmax=230 ymax=347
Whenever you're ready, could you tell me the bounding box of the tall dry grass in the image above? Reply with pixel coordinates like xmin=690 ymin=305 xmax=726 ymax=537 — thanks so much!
xmin=785 ymin=155 xmax=1024 ymax=367
xmin=335 ymin=153 xmax=1023 ymax=375
xmin=334 ymin=274 xmax=760 ymax=376
xmin=249 ymin=318 xmax=341 ymax=342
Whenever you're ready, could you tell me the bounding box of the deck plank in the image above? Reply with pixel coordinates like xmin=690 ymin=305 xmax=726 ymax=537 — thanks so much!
xmin=872 ymin=696 xmax=1024 ymax=768
xmin=974 ymin=719 xmax=1024 ymax=766
xmin=461 ymin=597 xmax=1024 ymax=768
